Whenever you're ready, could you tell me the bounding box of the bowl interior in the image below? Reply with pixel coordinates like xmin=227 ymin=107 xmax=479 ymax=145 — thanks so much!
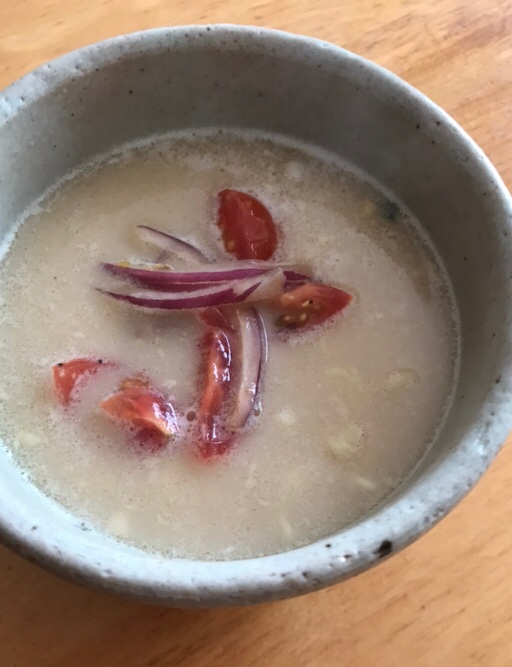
xmin=0 ymin=26 xmax=511 ymax=605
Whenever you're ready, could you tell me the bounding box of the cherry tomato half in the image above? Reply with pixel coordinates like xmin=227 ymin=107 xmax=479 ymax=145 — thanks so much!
xmin=100 ymin=377 xmax=179 ymax=448
xmin=52 ymin=358 xmax=114 ymax=406
xmin=196 ymin=329 xmax=234 ymax=458
xmin=217 ymin=189 xmax=278 ymax=261
xmin=274 ymin=283 xmax=352 ymax=330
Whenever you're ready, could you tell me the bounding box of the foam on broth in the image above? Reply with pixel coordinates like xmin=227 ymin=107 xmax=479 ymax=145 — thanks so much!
xmin=0 ymin=131 xmax=459 ymax=560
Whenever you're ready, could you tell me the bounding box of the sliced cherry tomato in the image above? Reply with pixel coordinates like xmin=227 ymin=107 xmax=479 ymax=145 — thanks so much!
xmin=274 ymin=283 xmax=352 ymax=330
xmin=52 ymin=357 xmax=114 ymax=406
xmin=100 ymin=377 xmax=179 ymax=448
xmin=217 ymin=189 xmax=278 ymax=261
xmin=196 ymin=329 xmax=234 ymax=458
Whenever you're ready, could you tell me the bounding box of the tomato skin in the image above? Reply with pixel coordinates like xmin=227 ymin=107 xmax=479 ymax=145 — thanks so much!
xmin=100 ymin=377 xmax=178 ymax=448
xmin=274 ymin=283 xmax=352 ymax=329
xmin=217 ymin=189 xmax=278 ymax=261
xmin=196 ymin=329 xmax=234 ymax=458
xmin=52 ymin=358 xmax=113 ymax=405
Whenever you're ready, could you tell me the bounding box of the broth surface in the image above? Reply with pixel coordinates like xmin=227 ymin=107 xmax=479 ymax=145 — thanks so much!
xmin=0 ymin=132 xmax=459 ymax=559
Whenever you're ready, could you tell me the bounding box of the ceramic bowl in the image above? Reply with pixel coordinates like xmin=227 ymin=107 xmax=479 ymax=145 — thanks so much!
xmin=0 ymin=25 xmax=511 ymax=607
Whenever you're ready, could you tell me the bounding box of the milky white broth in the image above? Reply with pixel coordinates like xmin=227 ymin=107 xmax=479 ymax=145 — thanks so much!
xmin=0 ymin=131 xmax=459 ymax=560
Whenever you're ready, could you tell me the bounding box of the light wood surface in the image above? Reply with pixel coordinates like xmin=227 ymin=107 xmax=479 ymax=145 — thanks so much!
xmin=1 ymin=1 xmax=511 ymax=665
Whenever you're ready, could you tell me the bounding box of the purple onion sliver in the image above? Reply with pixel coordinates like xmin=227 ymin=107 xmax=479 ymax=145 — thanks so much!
xmin=98 ymin=285 xmax=256 ymax=310
xmin=251 ymin=310 xmax=268 ymax=419
xmin=255 ymin=309 xmax=269 ymax=367
xmin=235 ymin=270 xmax=285 ymax=300
xmin=102 ymin=261 xmax=309 ymax=291
xmin=102 ymin=266 xmax=237 ymax=293
xmin=98 ymin=270 xmax=285 ymax=311
xmin=283 ymin=270 xmax=311 ymax=289
xmin=137 ymin=225 xmax=209 ymax=264
xmin=102 ymin=262 xmax=271 ymax=289
xmin=226 ymin=308 xmax=263 ymax=431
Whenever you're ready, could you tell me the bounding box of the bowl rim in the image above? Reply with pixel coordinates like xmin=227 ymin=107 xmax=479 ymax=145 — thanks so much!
xmin=1 ymin=24 xmax=512 ymax=605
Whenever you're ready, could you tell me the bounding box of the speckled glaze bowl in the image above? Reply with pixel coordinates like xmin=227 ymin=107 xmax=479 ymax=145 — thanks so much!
xmin=0 ymin=26 xmax=511 ymax=607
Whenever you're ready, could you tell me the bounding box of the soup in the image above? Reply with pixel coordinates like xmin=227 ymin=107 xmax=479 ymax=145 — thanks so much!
xmin=0 ymin=131 xmax=459 ymax=560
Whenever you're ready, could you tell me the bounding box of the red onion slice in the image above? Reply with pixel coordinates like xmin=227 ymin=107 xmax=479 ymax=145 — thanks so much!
xmin=226 ymin=308 xmax=267 ymax=431
xmin=102 ymin=262 xmax=310 ymax=292
xmin=102 ymin=261 xmax=309 ymax=292
xmin=99 ymin=270 xmax=285 ymax=310
xmin=255 ymin=309 xmax=269 ymax=366
xmin=138 ymin=225 xmax=209 ymax=264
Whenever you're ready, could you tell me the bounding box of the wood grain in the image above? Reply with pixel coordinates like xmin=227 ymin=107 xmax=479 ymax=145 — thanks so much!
xmin=1 ymin=1 xmax=511 ymax=665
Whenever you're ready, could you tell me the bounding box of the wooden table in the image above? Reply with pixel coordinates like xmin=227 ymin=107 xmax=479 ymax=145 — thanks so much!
xmin=1 ymin=1 xmax=511 ymax=665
